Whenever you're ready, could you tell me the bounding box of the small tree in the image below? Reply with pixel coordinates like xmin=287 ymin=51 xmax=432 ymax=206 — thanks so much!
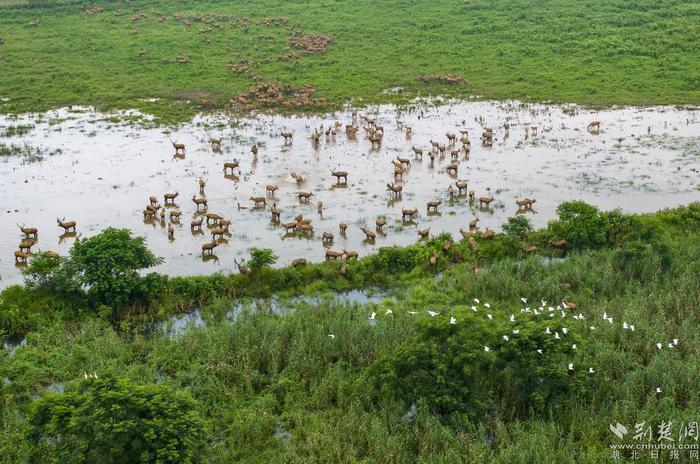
xmin=248 ymin=247 xmax=278 ymax=271
xmin=548 ymin=201 xmax=609 ymax=249
xmin=28 ymin=377 xmax=205 ymax=464
xmin=502 ymin=215 xmax=533 ymax=239
xmin=69 ymin=228 xmax=162 ymax=307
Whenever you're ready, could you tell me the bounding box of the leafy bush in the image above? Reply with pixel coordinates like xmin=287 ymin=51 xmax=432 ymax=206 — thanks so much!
xmin=370 ymin=309 xmax=588 ymax=419
xmin=548 ymin=201 xmax=610 ymax=249
xmin=28 ymin=376 xmax=206 ymax=464
xmin=502 ymin=215 xmax=533 ymax=238
xmin=69 ymin=228 xmax=162 ymax=308
xmin=248 ymin=247 xmax=278 ymax=271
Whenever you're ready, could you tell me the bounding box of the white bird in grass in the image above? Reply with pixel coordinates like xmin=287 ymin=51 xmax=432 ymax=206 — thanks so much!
xmin=471 ymin=305 xmax=478 ymax=312
xmin=562 ymin=327 xmax=569 ymax=335
xmin=554 ymin=332 xmax=560 ymax=340
xmin=545 ymin=326 xmax=551 ymax=334
xmin=328 ymin=334 xmax=336 ymax=339
xmin=502 ymin=335 xmax=509 ymax=341
xmin=487 ymin=314 xmax=493 ymax=320
xmin=370 ymin=312 xmax=376 ymax=320
xmin=427 ymin=310 xmax=439 ymax=317
xmin=656 ymin=387 xmax=662 ymax=394
xmin=474 ymin=298 xmax=480 ymax=304
xmin=572 ymin=344 xmax=577 ymax=350
xmin=673 ymin=338 xmax=679 ymax=346
xmin=588 ymin=367 xmax=595 ymax=374
xmin=408 ymin=311 xmax=418 ymax=315
xmin=509 ymin=314 xmax=515 ymax=322
xmin=512 ymin=329 xmax=520 ymax=334
xmin=536 ymin=349 xmax=543 ymax=355
xmin=521 ymin=297 xmax=527 ymax=303
xmin=385 ymin=309 xmax=393 ymax=315
xmin=484 ymin=303 xmax=491 ymax=309
xmin=590 ymin=326 xmax=597 ymax=331
xmin=484 ymin=346 xmax=490 ymax=352
xmin=668 ymin=343 xmax=674 ymax=348
xmin=568 ymin=363 xmax=574 ymax=371
xmin=656 ymin=343 xmax=663 ymax=350
xmin=449 ymin=316 xmax=457 ymax=325
xmin=603 ymin=312 xmax=613 ymax=324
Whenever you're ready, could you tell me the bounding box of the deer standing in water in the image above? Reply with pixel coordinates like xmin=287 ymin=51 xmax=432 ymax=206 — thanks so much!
xmin=172 ymin=141 xmax=186 ymax=155
xmin=56 ymin=217 xmax=76 ymax=233
xmin=17 ymin=223 xmax=38 ymax=238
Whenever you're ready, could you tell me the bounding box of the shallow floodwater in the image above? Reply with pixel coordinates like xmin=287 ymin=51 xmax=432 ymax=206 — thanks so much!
xmin=1 ymin=101 xmax=698 ymax=285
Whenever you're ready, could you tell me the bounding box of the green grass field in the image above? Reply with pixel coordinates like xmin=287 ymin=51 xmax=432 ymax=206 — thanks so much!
xmin=0 ymin=0 xmax=698 ymax=121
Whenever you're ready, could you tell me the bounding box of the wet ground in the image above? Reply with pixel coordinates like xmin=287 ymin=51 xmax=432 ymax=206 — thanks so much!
xmin=1 ymin=100 xmax=699 ymax=286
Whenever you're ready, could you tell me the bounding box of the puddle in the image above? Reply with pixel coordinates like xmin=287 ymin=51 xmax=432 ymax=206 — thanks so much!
xmin=2 ymin=335 xmax=27 ymax=358
xmin=274 ymin=421 xmax=292 ymax=449
xmin=33 ymin=380 xmax=65 ymax=400
xmin=1 ymin=101 xmax=698 ymax=286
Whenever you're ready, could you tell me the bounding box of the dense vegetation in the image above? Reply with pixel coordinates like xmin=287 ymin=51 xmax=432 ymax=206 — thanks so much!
xmin=2 ymin=202 xmax=699 ymax=463
xmin=0 ymin=0 xmax=698 ymax=122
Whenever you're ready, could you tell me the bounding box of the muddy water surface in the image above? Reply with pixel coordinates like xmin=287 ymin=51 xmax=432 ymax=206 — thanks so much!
xmin=1 ymin=101 xmax=698 ymax=286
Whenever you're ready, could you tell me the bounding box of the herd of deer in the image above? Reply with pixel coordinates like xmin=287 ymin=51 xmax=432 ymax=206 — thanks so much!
xmin=12 ymin=117 xmax=601 ymax=269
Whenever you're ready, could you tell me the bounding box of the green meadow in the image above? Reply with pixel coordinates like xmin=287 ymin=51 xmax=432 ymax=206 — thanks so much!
xmin=0 ymin=0 xmax=699 ymax=122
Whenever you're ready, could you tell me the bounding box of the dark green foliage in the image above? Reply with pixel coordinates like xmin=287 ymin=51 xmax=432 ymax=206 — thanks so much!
xmin=28 ymin=376 xmax=205 ymax=464
xmin=248 ymin=247 xmax=278 ymax=271
xmin=548 ymin=201 xmax=610 ymax=249
xmin=68 ymin=228 xmax=162 ymax=308
xmin=370 ymin=310 xmax=586 ymax=419
xmin=502 ymin=215 xmax=533 ymax=239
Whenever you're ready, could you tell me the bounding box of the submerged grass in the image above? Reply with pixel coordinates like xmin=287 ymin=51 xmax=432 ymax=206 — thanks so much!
xmin=0 ymin=0 xmax=698 ymax=122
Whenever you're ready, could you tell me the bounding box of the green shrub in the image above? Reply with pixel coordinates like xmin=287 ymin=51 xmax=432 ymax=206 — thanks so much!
xmin=370 ymin=309 xmax=588 ymax=419
xmin=28 ymin=376 xmax=206 ymax=464
xmin=502 ymin=215 xmax=533 ymax=238
xmin=248 ymin=247 xmax=278 ymax=271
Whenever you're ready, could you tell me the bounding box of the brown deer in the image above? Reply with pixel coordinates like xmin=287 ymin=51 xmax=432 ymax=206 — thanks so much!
xmin=192 ymin=196 xmax=208 ymax=211
xmin=469 ymin=217 xmax=480 ymax=229
xmin=291 ymin=258 xmax=307 ymax=267
xmin=17 ymin=223 xmax=38 ymax=238
xmin=205 ymin=212 xmax=223 ymax=225
xmin=210 ymin=137 xmax=221 ymax=150
xmin=172 ymin=141 xmax=186 ymax=155
xmin=201 ymin=240 xmax=218 ymax=255
xmin=198 ymin=178 xmax=206 ymax=192
xmin=549 ymin=239 xmax=568 ymax=249
xmin=446 ymin=132 xmax=456 ymax=144
xmin=396 ymin=156 xmax=411 ymax=167
xmin=149 ymin=195 xmax=159 ymax=207
xmin=339 ymin=223 xmax=348 ymax=235
xmin=402 ymin=208 xmax=418 ymax=221
xmin=394 ymin=165 xmax=406 ymax=180
xmin=169 ymin=210 xmax=182 ymax=222
xmin=270 ymin=203 xmax=281 ymax=222
xmin=211 ymin=225 xmax=229 ymax=240
xmin=167 ymin=223 xmax=175 ymax=240
xmin=387 ymin=183 xmax=403 ymax=197
xmin=459 ymin=228 xmax=471 ymax=239
xmin=250 ymin=196 xmax=266 ymax=208
xmin=322 ymin=231 xmax=334 ymax=243
xmin=14 ymin=250 xmax=29 ymax=263
xmin=297 ymin=191 xmax=313 ymax=203
xmin=481 ymin=228 xmax=495 ymax=239
xmin=468 ymin=189 xmax=476 ymax=201
xmin=523 ymin=244 xmax=538 ymax=254
xmin=455 ymin=180 xmax=468 ymax=195
xmin=191 ymin=217 xmax=204 ymax=231
xmin=344 ymin=249 xmax=358 ymax=259
xmin=587 ymin=120 xmax=601 ymax=131
xmin=360 ymin=226 xmax=376 ymax=241
xmin=297 ymin=223 xmax=314 ymax=235
xmin=446 ymin=163 xmax=459 ymax=175
xmin=164 ymin=192 xmax=179 ymax=205
xmin=290 ymin=171 xmax=305 ymax=183
xmin=369 ymin=133 xmax=383 ymax=147
xmin=331 ymin=170 xmax=348 ymax=184
xmin=250 ymin=144 xmax=258 ymax=156
xmin=450 ymin=148 xmax=461 ymax=161
xmin=479 ymin=196 xmax=495 ymax=208
xmin=223 ymin=160 xmax=240 ymax=174
xmin=345 ymin=124 xmax=359 ymax=135
xmin=427 ymin=200 xmax=442 ymax=212
xmin=417 ymin=227 xmax=430 ymax=239
xmin=325 ymin=249 xmax=344 ymax=260
xmin=430 ymin=139 xmax=440 ymax=150
xmin=143 ymin=208 xmax=157 ymax=220
xmin=282 ymin=222 xmax=298 ymax=233
xmin=375 ymin=218 xmax=387 ymax=231
xmin=266 ymin=184 xmax=279 ymax=196
xmin=443 ymin=239 xmax=452 ymax=254
xmin=160 ymin=208 xmax=166 ymax=222
xmin=234 ymin=258 xmax=252 ymax=275
xmin=516 ymin=198 xmax=537 ymax=209
xmin=18 ymin=239 xmax=35 ymax=253
xmin=56 ymin=217 xmax=76 ymax=233
xmin=469 ymin=237 xmax=479 ymax=253
xmin=281 ymin=131 xmax=293 ymax=144
xmin=411 ymin=146 xmax=424 ymax=158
